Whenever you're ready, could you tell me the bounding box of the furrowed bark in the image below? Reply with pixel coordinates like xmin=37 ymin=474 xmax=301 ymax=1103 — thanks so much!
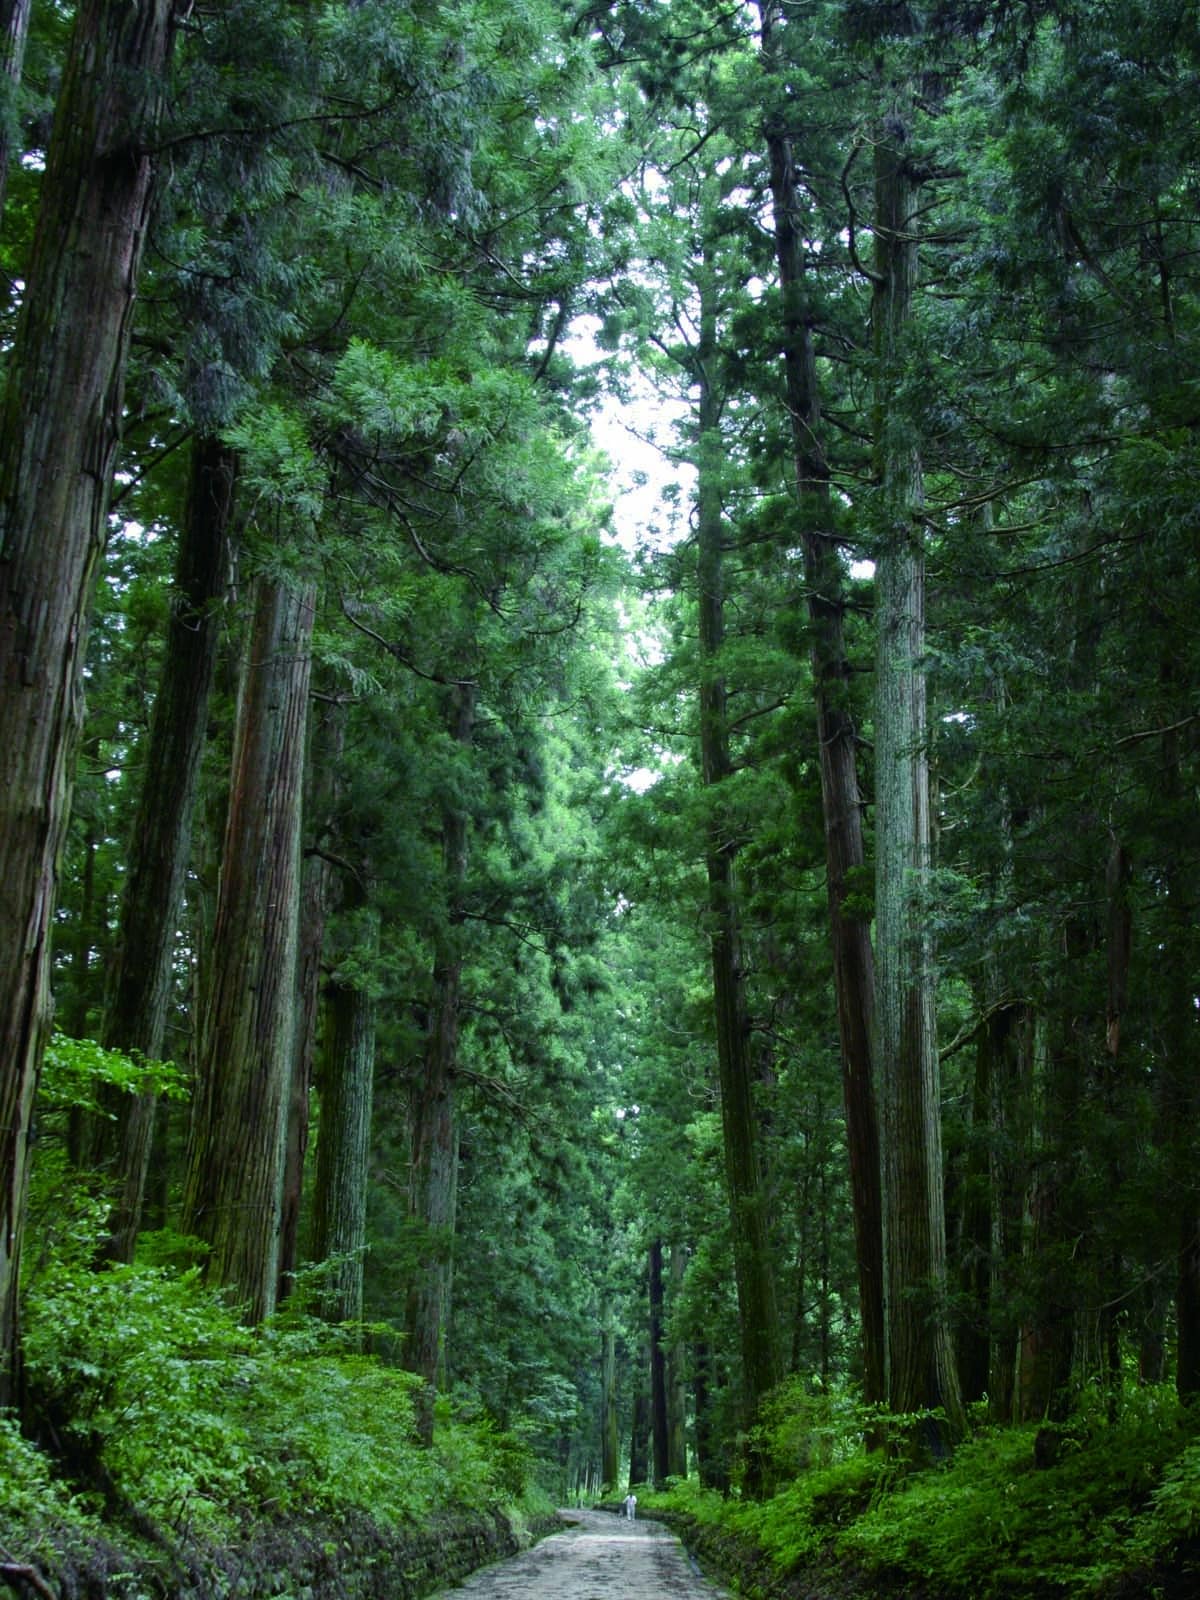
xmin=667 ymin=1242 xmax=688 ymax=1478
xmin=648 ymin=1239 xmax=670 ymax=1488
xmin=404 ymin=683 xmax=474 ymax=1443
xmin=0 ymin=0 xmax=32 ymax=218
xmin=311 ymin=943 xmax=377 ymax=1330
xmin=181 ymin=576 xmax=316 ymax=1323
xmin=601 ymin=1320 xmax=620 ymax=1490
xmin=871 ymin=93 xmax=963 ymax=1441
xmin=695 ymin=259 xmax=782 ymax=1436
xmin=101 ymin=437 xmax=237 ymax=1264
xmin=756 ymin=0 xmax=884 ymax=1412
xmin=278 ymin=694 xmax=347 ymax=1305
xmin=0 ymin=0 xmax=180 ymax=1400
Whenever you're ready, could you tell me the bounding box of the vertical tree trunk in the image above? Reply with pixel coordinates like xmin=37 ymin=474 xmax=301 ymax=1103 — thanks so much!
xmin=311 ymin=951 xmax=377 ymax=1330
xmin=648 ymin=1239 xmax=670 ymax=1488
xmin=872 ymin=105 xmax=963 ymax=1441
xmin=181 ymin=576 xmax=316 ymax=1323
xmin=693 ymin=1341 xmax=727 ymax=1492
xmin=1159 ymin=715 xmax=1200 ymax=1398
xmin=667 ymin=1242 xmax=688 ymax=1478
xmin=695 ymin=260 xmax=782 ymax=1433
xmin=756 ymin=0 xmax=885 ymax=1412
xmin=601 ymin=1320 xmax=620 ymax=1491
xmin=0 ymin=0 xmax=179 ymax=1401
xmin=0 ymin=0 xmax=32 ymax=218
xmin=404 ymin=684 xmax=474 ymax=1443
xmin=628 ymin=1340 xmax=650 ymax=1488
xmin=987 ymin=1001 xmax=1034 ymax=1421
xmin=278 ymin=694 xmax=347 ymax=1304
xmin=101 ymin=437 xmax=236 ymax=1263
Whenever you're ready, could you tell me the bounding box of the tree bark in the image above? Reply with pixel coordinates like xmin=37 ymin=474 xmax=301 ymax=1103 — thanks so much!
xmin=1160 ymin=715 xmax=1200 ymax=1398
xmin=872 ymin=101 xmax=963 ymax=1441
xmin=100 ymin=437 xmax=236 ymax=1263
xmin=404 ymin=684 xmax=474 ymax=1443
xmin=278 ymin=694 xmax=347 ymax=1304
xmin=648 ymin=1239 xmax=669 ymax=1489
xmin=666 ymin=1242 xmax=688 ymax=1479
xmin=692 ymin=1340 xmax=727 ymax=1492
xmin=756 ymin=0 xmax=885 ymax=1413
xmin=181 ymin=576 xmax=316 ymax=1323
xmin=628 ymin=1339 xmax=650 ymax=1488
xmin=601 ymin=1320 xmax=620 ymax=1491
xmin=311 ymin=952 xmax=376 ymax=1330
xmin=695 ymin=259 xmax=782 ymax=1435
xmin=0 ymin=0 xmax=32 ymax=219
xmin=0 ymin=0 xmax=179 ymax=1401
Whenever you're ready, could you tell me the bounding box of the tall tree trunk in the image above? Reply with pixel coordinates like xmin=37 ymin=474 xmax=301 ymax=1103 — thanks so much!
xmin=100 ymin=437 xmax=236 ymax=1263
xmin=404 ymin=684 xmax=474 ymax=1443
xmin=756 ymin=0 xmax=885 ymax=1412
xmin=692 ymin=1341 xmax=727 ymax=1492
xmin=1160 ymin=713 xmax=1200 ymax=1397
xmin=601 ymin=1320 xmax=620 ymax=1491
xmin=181 ymin=577 xmax=316 ymax=1323
xmin=311 ymin=944 xmax=377 ymax=1330
xmin=667 ymin=1242 xmax=688 ymax=1478
xmin=628 ymin=1340 xmax=650 ymax=1488
xmin=695 ymin=259 xmax=782 ymax=1434
xmin=872 ymin=102 xmax=963 ymax=1441
xmin=0 ymin=0 xmax=32 ymax=219
xmin=278 ymin=694 xmax=347 ymax=1304
xmin=648 ymin=1239 xmax=669 ymax=1489
xmin=0 ymin=0 xmax=179 ymax=1401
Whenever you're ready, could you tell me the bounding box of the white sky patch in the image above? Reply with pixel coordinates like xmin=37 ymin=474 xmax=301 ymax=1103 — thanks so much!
xmin=622 ymin=766 xmax=661 ymax=793
xmin=567 ymin=315 xmax=694 ymax=556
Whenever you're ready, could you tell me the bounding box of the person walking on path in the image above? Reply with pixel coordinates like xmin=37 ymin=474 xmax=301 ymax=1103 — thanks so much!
xmin=623 ymin=1492 xmax=637 ymax=1521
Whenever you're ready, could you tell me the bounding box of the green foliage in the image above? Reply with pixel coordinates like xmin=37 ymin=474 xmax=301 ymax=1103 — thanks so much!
xmin=17 ymin=1237 xmax=536 ymax=1543
xmin=648 ymin=1392 xmax=1200 ymax=1597
xmin=838 ymin=1395 xmax=1200 ymax=1597
xmin=39 ymin=1035 xmax=188 ymax=1117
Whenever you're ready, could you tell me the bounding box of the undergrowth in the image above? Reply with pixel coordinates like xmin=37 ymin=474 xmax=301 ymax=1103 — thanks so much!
xmin=644 ymin=1378 xmax=1200 ymax=1598
xmin=1 ymin=1038 xmax=544 ymax=1579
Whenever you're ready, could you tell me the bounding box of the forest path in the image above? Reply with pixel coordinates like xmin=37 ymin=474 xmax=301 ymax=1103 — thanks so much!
xmin=429 ymin=1507 xmax=730 ymax=1598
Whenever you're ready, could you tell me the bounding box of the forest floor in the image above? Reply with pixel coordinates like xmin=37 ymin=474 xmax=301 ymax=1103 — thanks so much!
xmin=428 ymin=1506 xmax=731 ymax=1599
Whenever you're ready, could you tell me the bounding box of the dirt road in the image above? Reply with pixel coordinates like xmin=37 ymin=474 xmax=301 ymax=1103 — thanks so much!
xmin=429 ymin=1507 xmax=730 ymax=1599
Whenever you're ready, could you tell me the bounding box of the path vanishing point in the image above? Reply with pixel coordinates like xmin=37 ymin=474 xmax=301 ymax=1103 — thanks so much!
xmin=430 ymin=1506 xmax=730 ymax=1599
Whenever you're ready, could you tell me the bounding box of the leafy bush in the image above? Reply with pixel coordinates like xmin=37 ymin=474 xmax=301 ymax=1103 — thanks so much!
xmin=18 ymin=1245 xmax=530 ymax=1542
xmin=650 ymin=1387 xmax=1199 ymax=1598
xmin=838 ymin=1390 xmax=1199 ymax=1597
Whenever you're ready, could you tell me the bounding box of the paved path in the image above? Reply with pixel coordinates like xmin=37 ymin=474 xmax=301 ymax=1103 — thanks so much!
xmin=429 ymin=1507 xmax=730 ymax=1599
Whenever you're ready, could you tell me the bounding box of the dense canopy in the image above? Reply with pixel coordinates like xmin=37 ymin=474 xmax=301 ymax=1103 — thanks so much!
xmin=1 ymin=3 xmax=1199 ymax=1597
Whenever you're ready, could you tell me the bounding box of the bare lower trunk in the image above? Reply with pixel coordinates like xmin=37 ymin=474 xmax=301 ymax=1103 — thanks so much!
xmin=181 ymin=577 xmax=316 ymax=1323
xmin=667 ymin=1243 xmax=688 ymax=1478
xmin=601 ymin=1321 xmax=619 ymax=1491
xmin=278 ymin=696 xmax=347 ymax=1304
xmin=0 ymin=0 xmax=179 ymax=1400
xmin=311 ymin=961 xmax=376 ymax=1329
xmin=693 ymin=1341 xmax=726 ymax=1492
xmin=0 ymin=0 xmax=33 ymax=217
xmin=648 ymin=1240 xmax=669 ymax=1488
xmin=628 ymin=1341 xmax=650 ymax=1488
xmin=101 ymin=437 xmax=236 ymax=1263
xmin=404 ymin=685 xmax=474 ymax=1442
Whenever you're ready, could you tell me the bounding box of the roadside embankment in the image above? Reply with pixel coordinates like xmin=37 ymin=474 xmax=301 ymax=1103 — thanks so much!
xmin=0 ymin=1505 xmax=563 ymax=1600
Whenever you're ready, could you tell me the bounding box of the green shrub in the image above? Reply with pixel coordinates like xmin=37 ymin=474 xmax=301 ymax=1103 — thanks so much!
xmin=839 ymin=1390 xmax=1198 ymax=1597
